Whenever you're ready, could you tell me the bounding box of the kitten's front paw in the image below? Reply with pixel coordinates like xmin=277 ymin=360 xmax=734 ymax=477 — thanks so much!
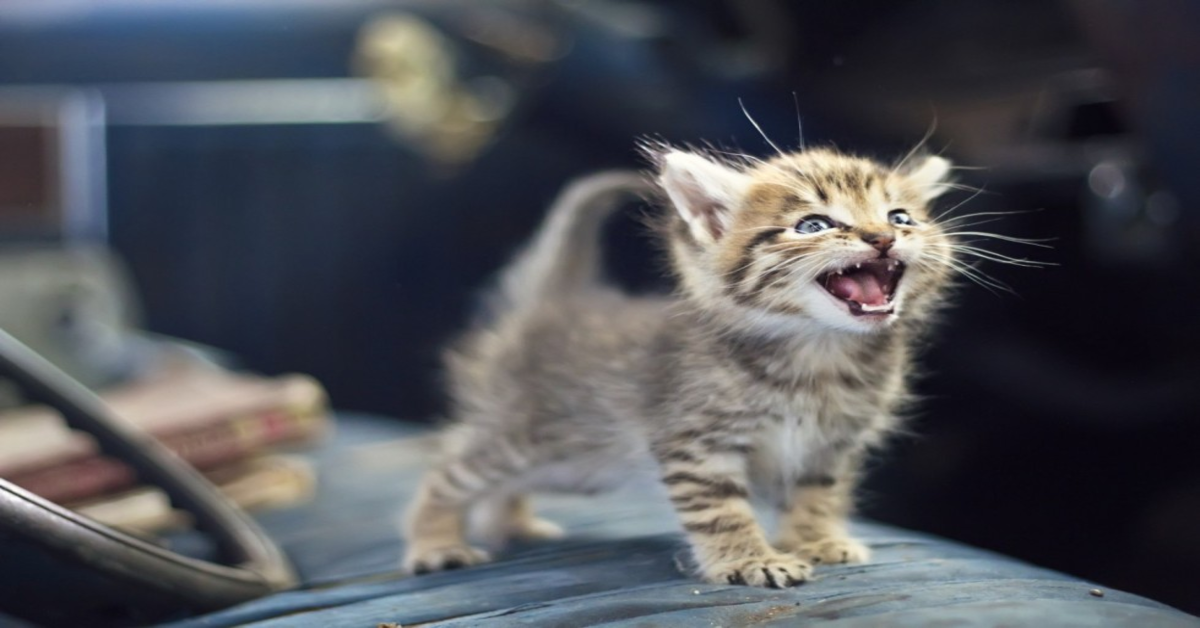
xmin=783 ymin=536 xmax=870 ymax=565
xmin=703 ymin=552 xmax=812 ymax=588
xmin=404 ymin=544 xmax=491 ymax=575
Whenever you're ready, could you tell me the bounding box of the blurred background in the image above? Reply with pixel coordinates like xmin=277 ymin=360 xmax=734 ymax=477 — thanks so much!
xmin=0 ymin=0 xmax=1197 ymax=614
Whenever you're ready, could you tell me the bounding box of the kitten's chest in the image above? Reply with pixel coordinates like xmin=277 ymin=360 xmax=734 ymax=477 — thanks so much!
xmin=742 ymin=384 xmax=889 ymax=502
xmin=747 ymin=412 xmax=837 ymax=505
xmin=752 ymin=410 xmax=827 ymax=467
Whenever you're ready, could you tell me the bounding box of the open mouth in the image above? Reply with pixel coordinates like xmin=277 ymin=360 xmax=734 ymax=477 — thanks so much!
xmin=817 ymin=258 xmax=906 ymax=317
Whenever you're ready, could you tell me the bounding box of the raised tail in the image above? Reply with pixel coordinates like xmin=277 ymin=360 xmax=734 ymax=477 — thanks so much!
xmin=492 ymin=170 xmax=654 ymax=315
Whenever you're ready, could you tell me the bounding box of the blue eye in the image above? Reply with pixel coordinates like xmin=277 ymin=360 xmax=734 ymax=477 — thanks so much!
xmin=889 ymin=210 xmax=916 ymax=226
xmin=796 ymin=215 xmax=835 ymax=234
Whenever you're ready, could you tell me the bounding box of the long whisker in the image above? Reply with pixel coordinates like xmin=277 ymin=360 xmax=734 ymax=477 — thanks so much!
xmin=936 ymin=182 xmax=991 ymax=195
xmin=920 ymin=252 xmax=1014 ymax=295
xmin=943 ymin=231 xmax=1056 ymax=248
xmin=738 ymin=98 xmax=786 ymax=157
xmin=745 ymin=251 xmax=828 ymax=289
xmin=950 ymin=238 xmax=1050 ymax=254
xmin=935 ymin=208 xmax=1041 ymax=225
xmin=924 ymin=251 xmax=1011 ymax=287
xmin=934 ymin=216 xmax=1008 ymax=231
xmin=930 ymin=187 xmax=988 ymax=221
xmin=894 ymin=117 xmax=939 ymax=174
xmin=948 ymin=265 xmax=1012 ymax=295
xmin=933 ymin=240 xmax=1050 ymax=260
xmin=723 ymin=244 xmax=823 ymax=288
xmin=792 ymin=91 xmax=806 ymax=151
xmin=751 ymin=252 xmax=824 ymax=282
xmin=756 ymin=249 xmax=838 ymax=279
xmin=761 ymin=240 xmax=808 ymax=252
xmin=931 ymin=244 xmax=1052 ymax=268
xmin=716 ymin=231 xmax=809 ymax=281
xmin=723 ymin=253 xmax=770 ymax=280
xmin=751 ymin=259 xmax=831 ymax=307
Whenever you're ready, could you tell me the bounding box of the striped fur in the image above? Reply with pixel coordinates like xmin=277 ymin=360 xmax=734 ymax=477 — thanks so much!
xmin=402 ymin=146 xmax=957 ymax=587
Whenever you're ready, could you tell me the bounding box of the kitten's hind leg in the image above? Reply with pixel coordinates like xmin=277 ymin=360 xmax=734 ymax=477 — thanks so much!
xmin=402 ymin=428 xmax=532 ymax=574
xmin=470 ymin=493 xmax=565 ymax=551
xmin=403 ymin=475 xmax=491 ymax=574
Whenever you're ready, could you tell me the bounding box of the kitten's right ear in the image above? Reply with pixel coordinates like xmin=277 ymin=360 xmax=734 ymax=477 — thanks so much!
xmin=656 ymin=150 xmax=750 ymax=245
xmin=899 ymin=155 xmax=954 ymax=202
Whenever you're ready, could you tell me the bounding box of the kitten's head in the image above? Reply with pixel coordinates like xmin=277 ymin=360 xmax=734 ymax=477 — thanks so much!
xmin=651 ymin=146 xmax=956 ymax=334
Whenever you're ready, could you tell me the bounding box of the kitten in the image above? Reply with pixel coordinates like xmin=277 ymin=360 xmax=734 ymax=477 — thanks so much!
xmin=402 ymin=145 xmax=958 ymax=587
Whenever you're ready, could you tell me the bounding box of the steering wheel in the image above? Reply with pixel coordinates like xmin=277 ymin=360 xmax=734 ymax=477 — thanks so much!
xmin=0 ymin=327 xmax=296 ymax=627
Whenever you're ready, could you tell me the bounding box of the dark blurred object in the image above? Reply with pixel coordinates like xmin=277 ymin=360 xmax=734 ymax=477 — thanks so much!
xmin=790 ymin=0 xmax=1200 ymax=614
xmin=0 ymin=246 xmax=142 ymax=392
xmin=0 ymin=87 xmax=105 ymax=241
xmin=0 ymin=84 xmax=125 ymax=391
xmin=0 ymin=0 xmax=802 ymax=420
xmin=1068 ymin=0 xmax=1200 ymax=221
xmin=0 ymin=327 xmax=295 ymax=628
xmin=1 ymin=0 xmax=1198 ymax=615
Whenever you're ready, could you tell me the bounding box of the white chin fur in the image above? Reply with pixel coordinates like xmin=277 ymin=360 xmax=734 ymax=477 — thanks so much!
xmin=796 ymin=284 xmax=900 ymax=333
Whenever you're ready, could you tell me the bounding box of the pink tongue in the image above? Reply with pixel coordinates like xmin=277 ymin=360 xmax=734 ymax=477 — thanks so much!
xmin=827 ymin=272 xmax=887 ymax=306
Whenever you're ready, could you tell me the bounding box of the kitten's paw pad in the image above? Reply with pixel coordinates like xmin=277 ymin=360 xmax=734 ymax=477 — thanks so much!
xmin=787 ymin=536 xmax=870 ymax=565
xmin=705 ymin=553 xmax=812 ymax=588
xmin=515 ymin=516 xmax=566 ymax=541
xmin=404 ymin=544 xmax=491 ymax=575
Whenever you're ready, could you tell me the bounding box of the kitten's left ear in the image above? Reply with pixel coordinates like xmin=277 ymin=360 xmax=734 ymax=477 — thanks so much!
xmin=657 ymin=150 xmax=751 ymax=245
xmin=901 ymin=155 xmax=953 ymax=202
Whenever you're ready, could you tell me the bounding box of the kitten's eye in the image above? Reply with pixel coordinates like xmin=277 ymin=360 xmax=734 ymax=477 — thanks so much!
xmin=888 ymin=209 xmax=917 ymax=226
xmin=796 ymin=215 xmax=835 ymax=234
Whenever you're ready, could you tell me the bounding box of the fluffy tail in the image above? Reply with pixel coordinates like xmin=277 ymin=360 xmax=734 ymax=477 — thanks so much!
xmin=493 ymin=170 xmax=654 ymax=315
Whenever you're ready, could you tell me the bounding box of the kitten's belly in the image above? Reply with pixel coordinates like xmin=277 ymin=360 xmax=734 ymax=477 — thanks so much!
xmin=520 ymin=439 xmax=653 ymax=495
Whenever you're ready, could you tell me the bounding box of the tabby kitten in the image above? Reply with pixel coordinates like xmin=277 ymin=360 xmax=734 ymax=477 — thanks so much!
xmin=403 ymin=145 xmax=958 ymax=587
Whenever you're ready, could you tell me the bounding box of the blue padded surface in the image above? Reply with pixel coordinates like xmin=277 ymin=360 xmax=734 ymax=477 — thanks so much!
xmin=163 ymin=415 xmax=1200 ymax=627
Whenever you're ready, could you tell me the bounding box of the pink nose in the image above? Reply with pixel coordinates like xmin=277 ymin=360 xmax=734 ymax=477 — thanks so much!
xmin=861 ymin=232 xmax=894 ymax=252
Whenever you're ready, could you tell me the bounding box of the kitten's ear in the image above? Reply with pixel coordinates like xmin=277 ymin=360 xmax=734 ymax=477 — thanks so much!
xmin=657 ymin=150 xmax=750 ymax=244
xmin=900 ymin=155 xmax=953 ymax=202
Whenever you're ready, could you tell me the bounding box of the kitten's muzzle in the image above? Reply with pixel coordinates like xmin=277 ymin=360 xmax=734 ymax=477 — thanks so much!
xmin=860 ymin=232 xmax=894 ymax=253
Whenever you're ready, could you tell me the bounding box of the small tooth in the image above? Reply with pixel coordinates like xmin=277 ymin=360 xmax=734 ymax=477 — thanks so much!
xmin=855 ymin=263 xmax=861 ymax=269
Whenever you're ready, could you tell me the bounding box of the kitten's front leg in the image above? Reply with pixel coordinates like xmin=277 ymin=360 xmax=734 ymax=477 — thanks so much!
xmin=776 ymin=464 xmax=870 ymax=566
xmin=657 ymin=441 xmax=812 ymax=587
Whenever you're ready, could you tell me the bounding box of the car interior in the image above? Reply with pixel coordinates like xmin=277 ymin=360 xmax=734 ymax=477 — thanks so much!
xmin=0 ymin=1 xmax=1198 ymax=626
